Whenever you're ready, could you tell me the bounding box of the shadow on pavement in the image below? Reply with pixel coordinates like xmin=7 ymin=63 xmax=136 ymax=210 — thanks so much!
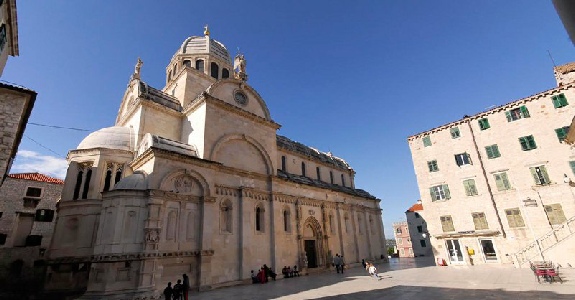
xmin=314 ymin=285 xmax=574 ymax=300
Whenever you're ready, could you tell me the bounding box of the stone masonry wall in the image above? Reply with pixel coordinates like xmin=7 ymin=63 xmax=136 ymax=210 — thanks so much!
xmin=0 ymin=90 xmax=27 ymax=184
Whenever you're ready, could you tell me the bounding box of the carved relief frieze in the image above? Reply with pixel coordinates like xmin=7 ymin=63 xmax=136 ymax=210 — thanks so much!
xmin=201 ymin=249 xmax=215 ymax=256
xmin=145 ymin=228 xmax=160 ymax=243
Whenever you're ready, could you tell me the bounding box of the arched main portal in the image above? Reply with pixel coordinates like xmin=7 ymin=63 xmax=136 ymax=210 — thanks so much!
xmin=302 ymin=216 xmax=326 ymax=268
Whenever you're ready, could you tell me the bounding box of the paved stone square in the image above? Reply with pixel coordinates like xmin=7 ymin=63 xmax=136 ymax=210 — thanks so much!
xmin=188 ymin=258 xmax=575 ymax=300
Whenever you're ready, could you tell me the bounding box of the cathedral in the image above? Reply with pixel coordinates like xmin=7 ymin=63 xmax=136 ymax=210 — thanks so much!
xmin=45 ymin=27 xmax=386 ymax=299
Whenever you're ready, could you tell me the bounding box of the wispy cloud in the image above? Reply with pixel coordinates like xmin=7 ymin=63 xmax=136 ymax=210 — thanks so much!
xmin=11 ymin=150 xmax=68 ymax=179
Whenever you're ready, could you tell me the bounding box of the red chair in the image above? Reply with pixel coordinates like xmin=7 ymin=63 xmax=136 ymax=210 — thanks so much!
xmin=534 ymin=268 xmax=547 ymax=284
xmin=547 ymin=267 xmax=563 ymax=284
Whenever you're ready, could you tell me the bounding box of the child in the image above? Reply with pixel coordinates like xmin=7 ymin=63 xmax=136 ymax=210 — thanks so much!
xmin=367 ymin=263 xmax=383 ymax=280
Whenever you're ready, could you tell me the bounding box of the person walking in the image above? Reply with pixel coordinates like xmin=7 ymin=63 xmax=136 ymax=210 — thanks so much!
xmin=333 ymin=254 xmax=343 ymax=273
xmin=163 ymin=282 xmax=173 ymax=300
xmin=367 ymin=263 xmax=383 ymax=280
xmin=172 ymin=280 xmax=183 ymax=300
xmin=182 ymin=274 xmax=190 ymax=300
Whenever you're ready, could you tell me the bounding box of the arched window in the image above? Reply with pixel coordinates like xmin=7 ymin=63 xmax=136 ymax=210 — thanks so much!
xmin=281 ymin=156 xmax=286 ymax=172
xmin=81 ymin=168 xmax=92 ymax=199
xmin=172 ymin=65 xmax=177 ymax=77
xmin=73 ymin=168 xmax=83 ymax=200
xmin=210 ymin=62 xmax=219 ymax=79
xmin=114 ymin=165 xmax=123 ymax=184
xmin=103 ymin=165 xmax=112 ymax=192
xmin=222 ymin=68 xmax=230 ymax=78
xmin=341 ymin=174 xmax=346 ymax=187
xmin=183 ymin=60 xmax=191 ymax=68
xmin=329 ymin=213 xmax=335 ymax=234
xmin=330 ymin=171 xmax=334 ymax=184
xmin=255 ymin=205 xmax=264 ymax=232
xmin=283 ymin=209 xmax=291 ymax=232
xmin=196 ymin=60 xmax=204 ymax=72
xmin=344 ymin=214 xmax=350 ymax=233
xmin=166 ymin=210 xmax=177 ymax=240
xmin=301 ymin=162 xmax=306 ymax=177
xmin=221 ymin=200 xmax=232 ymax=233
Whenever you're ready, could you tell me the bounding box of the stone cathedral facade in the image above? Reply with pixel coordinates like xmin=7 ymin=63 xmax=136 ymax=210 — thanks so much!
xmin=44 ymin=28 xmax=385 ymax=299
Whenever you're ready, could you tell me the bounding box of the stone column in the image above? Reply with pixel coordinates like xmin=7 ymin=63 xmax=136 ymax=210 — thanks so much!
xmin=199 ymin=196 xmax=216 ymax=291
xmin=238 ymin=188 xmax=244 ymax=280
xmin=269 ymin=192 xmax=277 ymax=272
xmin=364 ymin=209 xmax=373 ymax=260
xmin=336 ymin=202 xmax=344 ymax=257
xmin=350 ymin=206 xmax=360 ymax=262
xmin=295 ymin=199 xmax=307 ymax=274
xmin=321 ymin=204 xmax=330 ymax=269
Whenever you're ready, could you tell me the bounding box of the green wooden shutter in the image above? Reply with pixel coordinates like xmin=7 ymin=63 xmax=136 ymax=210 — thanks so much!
xmin=466 ymin=153 xmax=472 ymax=164
xmin=501 ymin=173 xmax=510 ymax=189
xmin=505 ymin=111 xmax=512 ymax=122
xmin=544 ymin=205 xmax=558 ymax=225
xmin=429 ymin=187 xmax=435 ymax=201
xmin=485 ymin=146 xmax=493 ymax=158
xmin=472 ymin=213 xmax=481 ymax=230
xmin=515 ymin=210 xmax=525 ymax=227
xmin=540 ymin=166 xmax=550 ymax=184
xmin=520 ymin=105 xmax=530 ymax=118
xmin=493 ymin=145 xmax=500 ymax=157
xmin=530 ymin=167 xmax=540 ymax=185
xmin=443 ymin=184 xmax=451 ymax=199
xmin=556 ymin=128 xmax=566 ymax=141
xmin=569 ymin=161 xmax=575 ymax=176
xmin=560 ymin=94 xmax=568 ymax=106
xmin=495 ymin=174 xmax=504 ymax=191
xmin=519 ymin=137 xmax=527 ymax=150
xmin=506 ymin=210 xmax=516 ymax=228
xmin=463 ymin=180 xmax=471 ymax=196
xmin=552 ymin=96 xmax=560 ymax=108
xmin=528 ymin=136 xmax=537 ymax=149
xmin=469 ymin=179 xmax=477 ymax=195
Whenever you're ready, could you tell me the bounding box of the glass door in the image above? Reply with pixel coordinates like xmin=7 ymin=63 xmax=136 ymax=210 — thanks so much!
xmin=446 ymin=239 xmax=464 ymax=264
xmin=479 ymin=239 xmax=498 ymax=261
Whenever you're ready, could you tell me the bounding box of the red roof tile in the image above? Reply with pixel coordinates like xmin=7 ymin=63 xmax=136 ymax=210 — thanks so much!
xmin=407 ymin=203 xmax=423 ymax=212
xmin=9 ymin=172 xmax=64 ymax=184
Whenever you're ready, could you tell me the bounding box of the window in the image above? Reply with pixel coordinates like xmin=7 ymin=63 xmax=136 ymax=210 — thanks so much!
xmin=530 ymin=166 xmax=550 ymax=185
xmin=430 ymin=184 xmax=450 ymax=201
xmin=25 ymin=187 xmax=42 ymax=198
xmin=341 ymin=174 xmax=345 ymax=187
xmin=400 ymin=249 xmax=404 ymax=255
xmin=552 ymin=93 xmax=569 ymax=108
xmin=0 ymin=25 xmax=6 ymax=52
xmin=417 ymin=225 xmax=423 ymax=233
xmin=0 ymin=233 xmax=6 ymax=245
xmin=505 ymin=208 xmax=525 ymax=228
xmin=440 ymin=215 xmax=455 ymax=232
xmin=398 ymin=238 xmax=403 ymax=245
xmin=35 ymin=209 xmax=55 ymax=222
xmin=396 ymin=227 xmax=402 ymax=234
xmin=420 ymin=240 xmax=427 ymax=247
xmin=519 ymin=135 xmax=537 ymax=151
xmin=472 ymin=212 xmax=489 ymax=230
xmin=0 ymin=212 xmax=2 ymax=218
xmin=283 ymin=209 xmax=291 ymax=232
xmin=281 ymin=156 xmax=286 ymax=172
xmin=330 ymin=171 xmax=334 ymax=184
xmin=494 ymin=172 xmax=511 ymax=191
xmin=81 ymin=168 xmax=92 ymax=199
xmin=255 ymin=206 xmax=264 ymax=232
xmin=103 ymin=167 xmax=112 ymax=192
xmin=450 ymin=127 xmax=460 ymax=139
xmin=485 ymin=145 xmax=501 ymax=159
xmin=115 ymin=166 xmax=123 ymax=184
xmin=463 ymin=179 xmax=478 ymax=196
xmin=555 ymin=126 xmax=570 ymax=142
xmin=301 ymin=162 xmax=306 ymax=177
xmin=220 ymin=200 xmax=232 ymax=233
xmin=222 ymin=68 xmax=230 ymax=79
xmin=506 ymin=105 xmax=530 ymax=122
xmin=478 ymin=118 xmax=490 ymax=130
xmin=454 ymin=153 xmax=471 ymax=166
xmin=423 ymin=136 xmax=431 ymax=147
xmin=570 ymin=161 xmax=575 ymax=176
xmin=544 ymin=204 xmax=567 ymax=225
xmin=415 ymin=212 xmax=420 ymax=218
xmin=427 ymin=160 xmax=439 ymax=172
xmin=195 ymin=60 xmax=204 ymax=72
xmin=210 ymin=62 xmax=219 ymax=79
xmin=183 ymin=60 xmax=191 ymax=68
xmin=316 ymin=167 xmax=321 ymax=180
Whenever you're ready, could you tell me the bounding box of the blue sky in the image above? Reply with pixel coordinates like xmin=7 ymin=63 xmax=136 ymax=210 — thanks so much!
xmin=3 ymin=1 xmax=573 ymax=238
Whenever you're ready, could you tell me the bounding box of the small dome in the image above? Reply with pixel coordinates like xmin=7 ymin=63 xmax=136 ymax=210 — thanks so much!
xmin=178 ymin=36 xmax=231 ymax=63
xmin=77 ymin=126 xmax=135 ymax=151
xmin=114 ymin=171 xmax=148 ymax=190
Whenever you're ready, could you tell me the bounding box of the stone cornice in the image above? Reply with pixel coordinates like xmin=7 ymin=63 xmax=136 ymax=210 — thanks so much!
xmin=67 ymin=148 xmax=133 ymax=161
xmin=47 ymin=249 xmax=215 ymax=264
xmin=183 ymin=92 xmax=281 ymax=130
xmin=408 ymin=82 xmax=575 ymax=140
xmin=277 ymin=148 xmax=350 ymax=172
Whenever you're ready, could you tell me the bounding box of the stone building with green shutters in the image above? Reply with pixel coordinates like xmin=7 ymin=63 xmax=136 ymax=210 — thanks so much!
xmin=408 ymin=61 xmax=575 ymax=268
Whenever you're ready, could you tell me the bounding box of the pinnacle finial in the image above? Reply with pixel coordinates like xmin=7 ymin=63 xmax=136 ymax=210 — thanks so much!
xmin=204 ymin=24 xmax=210 ymax=36
xmin=133 ymin=57 xmax=143 ymax=80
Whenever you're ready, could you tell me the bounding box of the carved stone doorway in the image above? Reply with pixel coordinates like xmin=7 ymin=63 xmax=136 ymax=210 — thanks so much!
xmin=304 ymin=240 xmax=317 ymax=268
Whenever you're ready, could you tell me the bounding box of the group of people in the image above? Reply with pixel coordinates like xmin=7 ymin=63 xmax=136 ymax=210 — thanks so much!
xmin=361 ymin=259 xmax=384 ymax=280
xmin=163 ymin=274 xmax=191 ymax=299
xmin=251 ymin=264 xmax=277 ymax=284
xmin=281 ymin=265 xmax=300 ymax=278
xmin=332 ymin=254 xmax=345 ymax=273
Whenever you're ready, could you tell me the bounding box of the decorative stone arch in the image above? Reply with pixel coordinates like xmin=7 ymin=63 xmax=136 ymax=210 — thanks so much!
xmin=302 ymin=216 xmax=327 ymax=268
xmin=159 ymin=169 xmax=211 ymax=199
xmin=205 ymin=78 xmax=272 ymax=120
xmin=209 ymin=133 xmax=273 ymax=175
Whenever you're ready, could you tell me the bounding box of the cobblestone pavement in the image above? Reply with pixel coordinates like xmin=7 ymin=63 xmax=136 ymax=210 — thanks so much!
xmin=189 ymin=258 xmax=575 ymax=300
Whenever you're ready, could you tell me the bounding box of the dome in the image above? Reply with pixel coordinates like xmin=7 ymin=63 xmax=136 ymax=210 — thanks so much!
xmin=114 ymin=171 xmax=148 ymax=191
xmin=77 ymin=126 xmax=135 ymax=151
xmin=178 ymin=36 xmax=231 ymax=63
